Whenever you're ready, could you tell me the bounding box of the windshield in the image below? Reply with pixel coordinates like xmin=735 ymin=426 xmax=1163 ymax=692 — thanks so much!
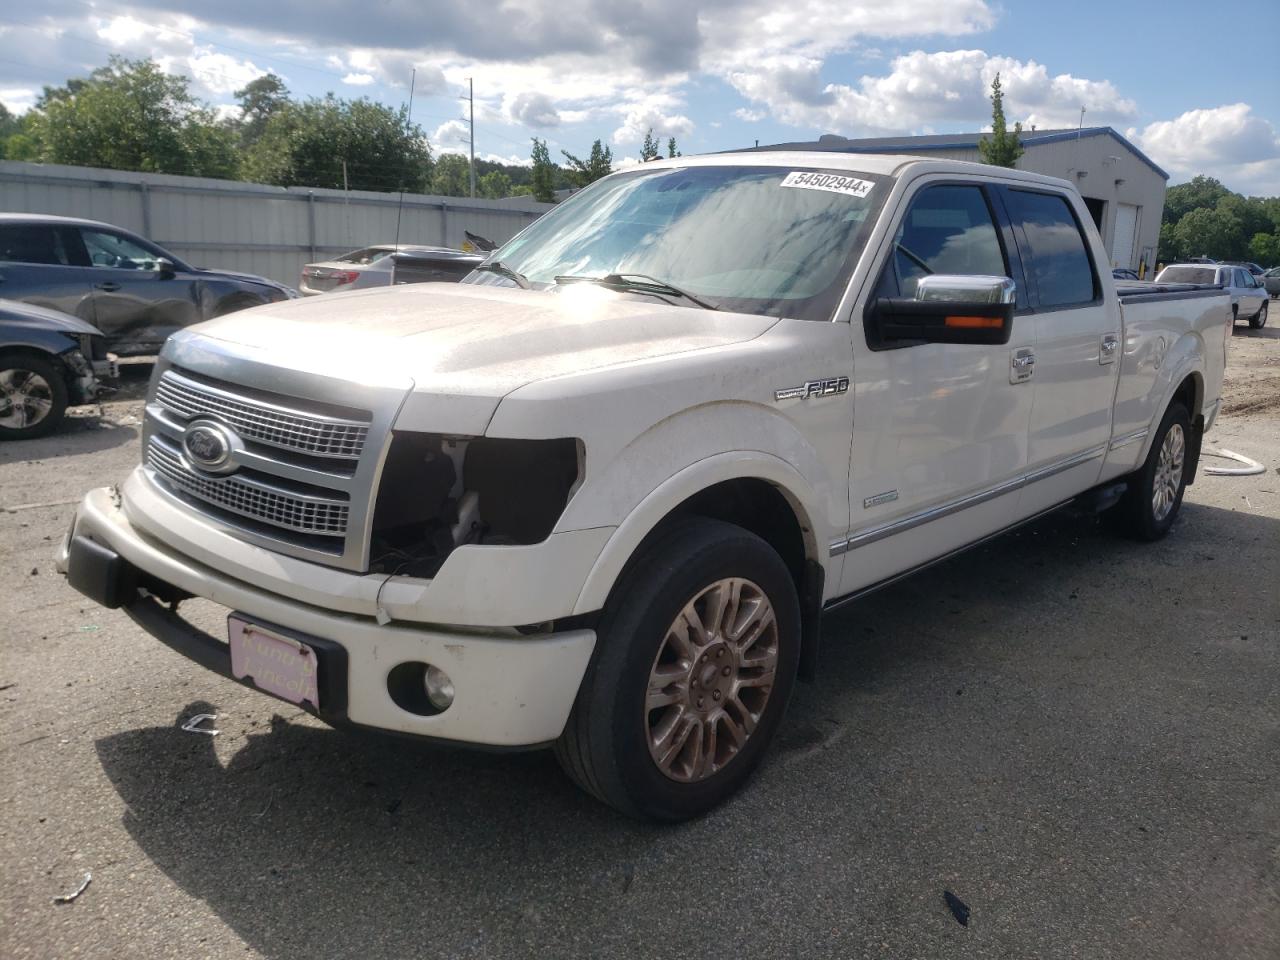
xmin=473 ymin=164 xmax=890 ymax=321
xmin=336 ymin=247 xmax=396 ymax=265
xmin=1157 ymin=266 xmax=1216 ymax=284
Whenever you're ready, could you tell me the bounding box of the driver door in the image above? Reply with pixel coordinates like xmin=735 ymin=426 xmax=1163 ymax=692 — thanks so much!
xmin=78 ymin=227 xmax=201 ymax=354
xmin=840 ymin=179 xmax=1036 ymax=595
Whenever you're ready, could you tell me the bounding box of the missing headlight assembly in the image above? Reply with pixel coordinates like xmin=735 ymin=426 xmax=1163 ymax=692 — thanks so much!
xmin=369 ymin=433 xmax=582 ymax=577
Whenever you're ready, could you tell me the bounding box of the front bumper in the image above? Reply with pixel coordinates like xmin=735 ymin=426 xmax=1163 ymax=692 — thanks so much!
xmin=57 ymin=487 xmax=596 ymax=748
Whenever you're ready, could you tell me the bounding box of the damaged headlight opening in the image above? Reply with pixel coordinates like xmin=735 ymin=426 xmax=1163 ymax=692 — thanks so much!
xmin=369 ymin=433 xmax=582 ymax=577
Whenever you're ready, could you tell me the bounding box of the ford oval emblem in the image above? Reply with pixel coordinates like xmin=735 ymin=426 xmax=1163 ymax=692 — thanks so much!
xmin=183 ymin=420 xmax=238 ymax=472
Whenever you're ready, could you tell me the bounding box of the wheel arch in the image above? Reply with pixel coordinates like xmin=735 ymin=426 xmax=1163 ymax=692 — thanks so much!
xmin=573 ymin=453 xmax=830 ymax=678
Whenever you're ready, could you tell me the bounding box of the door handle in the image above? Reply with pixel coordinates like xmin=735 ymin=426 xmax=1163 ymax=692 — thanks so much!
xmin=94 ymin=281 xmax=121 ymax=292
xmin=1010 ymin=347 xmax=1035 ymax=384
xmin=1099 ymin=333 xmax=1119 ymax=365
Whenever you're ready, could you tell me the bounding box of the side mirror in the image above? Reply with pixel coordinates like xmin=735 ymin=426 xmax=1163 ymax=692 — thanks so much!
xmin=871 ymin=275 xmax=1016 ymax=346
xmin=155 ymin=258 xmax=176 ymax=279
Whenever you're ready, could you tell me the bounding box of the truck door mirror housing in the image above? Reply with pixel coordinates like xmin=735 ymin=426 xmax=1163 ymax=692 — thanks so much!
xmin=871 ymin=275 xmax=1016 ymax=346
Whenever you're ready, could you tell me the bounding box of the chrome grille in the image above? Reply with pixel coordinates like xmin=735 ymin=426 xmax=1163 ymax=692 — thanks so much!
xmin=148 ymin=437 xmax=349 ymax=537
xmin=155 ymin=369 xmax=369 ymax=460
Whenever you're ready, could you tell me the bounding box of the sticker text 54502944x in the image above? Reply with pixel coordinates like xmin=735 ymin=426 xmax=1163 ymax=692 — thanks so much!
xmin=780 ymin=171 xmax=874 ymax=198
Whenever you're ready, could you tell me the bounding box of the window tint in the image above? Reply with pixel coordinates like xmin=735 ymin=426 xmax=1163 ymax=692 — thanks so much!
xmin=1156 ymin=266 xmax=1215 ymax=284
xmin=0 ymin=224 xmax=73 ymax=265
xmin=876 ymin=184 xmax=1006 ymax=298
xmin=81 ymin=229 xmax=163 ymax=270
xmin=1007 ymin=190 xmax=1096 ymax=307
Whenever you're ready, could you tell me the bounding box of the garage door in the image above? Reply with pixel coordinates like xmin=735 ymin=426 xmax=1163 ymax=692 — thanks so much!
xmin=1111 ymin=203 xmax=1139 ymax=268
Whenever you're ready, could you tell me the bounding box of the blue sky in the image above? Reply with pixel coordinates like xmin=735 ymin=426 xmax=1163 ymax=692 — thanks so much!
xmin=2 ymin=0 xmax=1277 ymax=192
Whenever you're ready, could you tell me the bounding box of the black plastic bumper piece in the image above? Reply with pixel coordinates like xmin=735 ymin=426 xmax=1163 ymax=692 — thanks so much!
xmin=66 ymin=534 xmax=137 ymax=609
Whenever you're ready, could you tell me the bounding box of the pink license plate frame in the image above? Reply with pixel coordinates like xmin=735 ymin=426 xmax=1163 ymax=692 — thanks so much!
xmin=228 ymin=616 xmax=320 ymax=709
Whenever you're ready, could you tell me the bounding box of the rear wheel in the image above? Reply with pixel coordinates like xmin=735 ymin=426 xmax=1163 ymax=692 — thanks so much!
xmin=0 ymin=353 xmax=68 ymax=440
xmin=1108 ymin=402 xmax=1191 ymax=541
xmin=1249 ymin=300 xmax=1268 ymax=329
xmin=555 ymin=518 xmax=801 ymax=821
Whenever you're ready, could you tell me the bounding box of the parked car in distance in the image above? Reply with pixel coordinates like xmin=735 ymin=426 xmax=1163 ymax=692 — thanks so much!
xmin=1263 ymin=265 xmax=1280 ymax=298
xmin=1112 ymin=267 xmax=1139 ymax=281
xmin=299 ymin=245 xmax=484 ymax=295
xmin=1 ymin=298 xmax=115 ymax=439
xmin=0 ymin=214 xmax=297 ymax=356
xmin=1155 ymin=263 xmax=1268 ymax=327
xmin=1221 ymin=260 xmax=1264 ymax=277
xmin=61 ymin=154 xmax=1231 ymax=820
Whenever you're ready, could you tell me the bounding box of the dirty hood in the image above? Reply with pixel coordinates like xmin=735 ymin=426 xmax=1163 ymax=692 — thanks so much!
xmin=179 ymin=281 xmax=779 ymax=405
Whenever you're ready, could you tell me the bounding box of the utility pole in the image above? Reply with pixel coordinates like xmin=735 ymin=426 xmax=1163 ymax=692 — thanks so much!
xmin=468 ymin=77 xmax=476 ymax=199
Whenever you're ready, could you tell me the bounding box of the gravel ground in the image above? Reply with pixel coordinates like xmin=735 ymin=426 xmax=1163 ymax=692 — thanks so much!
xmin=1 ymin=325 xmax=1277 ymax=960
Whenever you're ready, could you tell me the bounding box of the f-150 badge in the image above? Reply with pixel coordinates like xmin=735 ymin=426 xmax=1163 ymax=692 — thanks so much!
xmin=774 ymin=377 xmax=849 ymax=402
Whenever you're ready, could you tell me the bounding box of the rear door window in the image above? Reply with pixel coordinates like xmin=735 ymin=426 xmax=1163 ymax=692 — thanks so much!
xmin=0 ymin=223 xmax=74 ymax=265
xmin=1007 ymin=190 xmax=1098 ymax=308
xmin=876 ymin=184 xmax=1007 ymax=299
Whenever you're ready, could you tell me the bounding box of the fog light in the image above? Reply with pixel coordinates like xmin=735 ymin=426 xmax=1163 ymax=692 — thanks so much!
xmin=424 ymin=665 xmax=455 ymax=711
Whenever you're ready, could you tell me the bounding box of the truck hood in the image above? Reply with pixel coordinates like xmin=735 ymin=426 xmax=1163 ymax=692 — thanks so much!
xmin=176 ymin=281 xmax=780 ymax=434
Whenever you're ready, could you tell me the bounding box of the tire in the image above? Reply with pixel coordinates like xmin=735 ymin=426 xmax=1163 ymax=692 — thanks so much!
xmin=1249 ymin=300 xmax=1268 ymax=329
xmin=0 ymin=352 xmax=68 ymax=440
xmin=555 ymin=518 xmax=801 ymax=821
xmin=1108 ymin=402 xmax=1192 ymax=541
xmin=1231 ymin=304 xmax=1238 ymax=327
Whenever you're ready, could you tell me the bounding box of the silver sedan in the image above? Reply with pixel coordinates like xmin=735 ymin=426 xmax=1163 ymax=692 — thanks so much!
xmin=299 ymin=245 xmax=483 ymax=295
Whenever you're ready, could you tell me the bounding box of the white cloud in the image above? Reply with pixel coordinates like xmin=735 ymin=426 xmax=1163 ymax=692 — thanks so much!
xmin=504 ymin=91 xmax=560 ymax=128
xmin=188 ymin=51 xmax=264 ymax=95
xmin=342 ymin=72 xmax=375 ymax=86
xmin=728 ymin=49 xmax=1137 ymax=137
xmin=432 ymin=119 xmax=472 ymax=151
xmin=0 ymin=87 xmax=37 ymax=114
xmin=1135 ymin=103 xmax=1280 ymax=194
xmin=734 ymin=108 xmax=765 ymax=123
xmin=610 ymin=99 xmax=695 ymax=146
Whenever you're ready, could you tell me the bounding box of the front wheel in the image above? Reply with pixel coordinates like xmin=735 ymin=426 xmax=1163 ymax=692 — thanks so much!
xmin=1249 ymin=300 xmax=1268 ymax=329
xmin=0 ymin=353 xmax=68 ymax=440
xmin=1108 ymin=402 xmax=1191 ymax=541
xmin=555 ymin=518 xmax=801 ymax=821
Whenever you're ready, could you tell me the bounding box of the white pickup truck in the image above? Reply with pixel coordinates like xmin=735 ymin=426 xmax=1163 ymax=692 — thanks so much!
xmin=59 ymin=153 xmax=1229 ymax=820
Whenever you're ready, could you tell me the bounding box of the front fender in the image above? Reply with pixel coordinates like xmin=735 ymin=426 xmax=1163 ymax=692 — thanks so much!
xmin=573 ymin=448 xmax=827 ymax=615
xmin=0 ymin=324 xmax=78 ymax=356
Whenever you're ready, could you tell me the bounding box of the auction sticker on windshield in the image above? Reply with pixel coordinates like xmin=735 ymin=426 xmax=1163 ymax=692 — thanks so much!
xmin=781 ymin=171 xmax=874 ymax=198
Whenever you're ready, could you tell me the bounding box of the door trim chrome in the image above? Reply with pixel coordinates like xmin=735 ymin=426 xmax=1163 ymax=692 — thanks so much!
xmin=831 ymin=443 xmax=1108 ymax=556
xmin=1108 ymin=428 xmax=1148 ymax=451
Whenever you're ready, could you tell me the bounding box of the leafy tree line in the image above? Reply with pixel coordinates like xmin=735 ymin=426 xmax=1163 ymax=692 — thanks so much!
xmin=1158 ymin=175 xmax=1280 ymax=265
xmin=0 ymin=57 xmax=682 ymax=204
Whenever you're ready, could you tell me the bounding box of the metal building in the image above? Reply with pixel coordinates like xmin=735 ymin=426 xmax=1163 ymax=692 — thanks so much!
xmin=754 ymin=127 xmax=1168 ymax=277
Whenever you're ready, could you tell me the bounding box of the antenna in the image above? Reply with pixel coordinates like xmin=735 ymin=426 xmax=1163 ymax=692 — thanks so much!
xmin=394 ymin=67 xmax=416 ymax=250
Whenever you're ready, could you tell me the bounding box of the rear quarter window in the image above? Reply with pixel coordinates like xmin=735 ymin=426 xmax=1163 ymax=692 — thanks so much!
xmin=1007 ymin=190 xmax=1098 ymax=308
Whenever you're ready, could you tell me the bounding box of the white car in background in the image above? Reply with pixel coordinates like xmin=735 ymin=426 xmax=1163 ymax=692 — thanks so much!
xmin=1155 ymin=263 xmax=1268 ymax=328
xmin=300 ymin=245 xmax=483 ymax=295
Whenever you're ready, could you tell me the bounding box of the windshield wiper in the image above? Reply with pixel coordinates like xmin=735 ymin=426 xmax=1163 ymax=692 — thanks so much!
xmin=554 ymin=273 xmax=719 ymax=310
xmin=474 ymin=260 xmax=530 ymax=289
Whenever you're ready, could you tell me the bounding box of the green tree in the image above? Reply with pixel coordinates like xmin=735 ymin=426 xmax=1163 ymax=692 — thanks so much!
xmin=1248 ymin=231 xmax=1280 ymax=265
xmin=234 ymin=73 xmax=290 ymax=148
xmin=478 ymin=169 xmax=512 ymax=199
xmin=244 ymin=94 xmax=431 ymax=192
xmin=530 ymin=137 xmax=556 ymax=202
xmin=1162 ymin=175 xmax=1231 ymax=225
xmin=22 ymin=57 xmax=238 ymax=177
xmin=1172 ymin=206 xmax=1243 ymax=261
xmin=977 ymin=73 xmax=1023 ymax=169
xmin=561 ymin=139 xmax=613 ymax=188
xmin=428 ymin=154 xmax=471 ymax=195
xmin=667 ymin=137 xmax=681 ymax=158
xmin=640 ymin=128 xmax=660 ymax=162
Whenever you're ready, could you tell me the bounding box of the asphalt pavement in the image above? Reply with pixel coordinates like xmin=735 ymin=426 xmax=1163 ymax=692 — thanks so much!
xmin=1 ymin=328 xmax=1278 ymax=959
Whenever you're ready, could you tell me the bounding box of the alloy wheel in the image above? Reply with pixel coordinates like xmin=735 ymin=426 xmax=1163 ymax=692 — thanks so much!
xmin=645 ymin=577 xmax=779 ymax=783
xmin=1151 ymin=423 xmax=1185 ymax=522
xmin=0 ymin=369 xmax=55 ymax=429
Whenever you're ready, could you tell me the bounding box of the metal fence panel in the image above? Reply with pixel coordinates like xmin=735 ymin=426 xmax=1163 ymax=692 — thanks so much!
xmin=0 ymin=160 xmax=552 ymax=287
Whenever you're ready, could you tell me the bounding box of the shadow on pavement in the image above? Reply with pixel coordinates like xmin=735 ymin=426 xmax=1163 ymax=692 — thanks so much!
xmin=93 ymin=502 xmax=1280 ymax=959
